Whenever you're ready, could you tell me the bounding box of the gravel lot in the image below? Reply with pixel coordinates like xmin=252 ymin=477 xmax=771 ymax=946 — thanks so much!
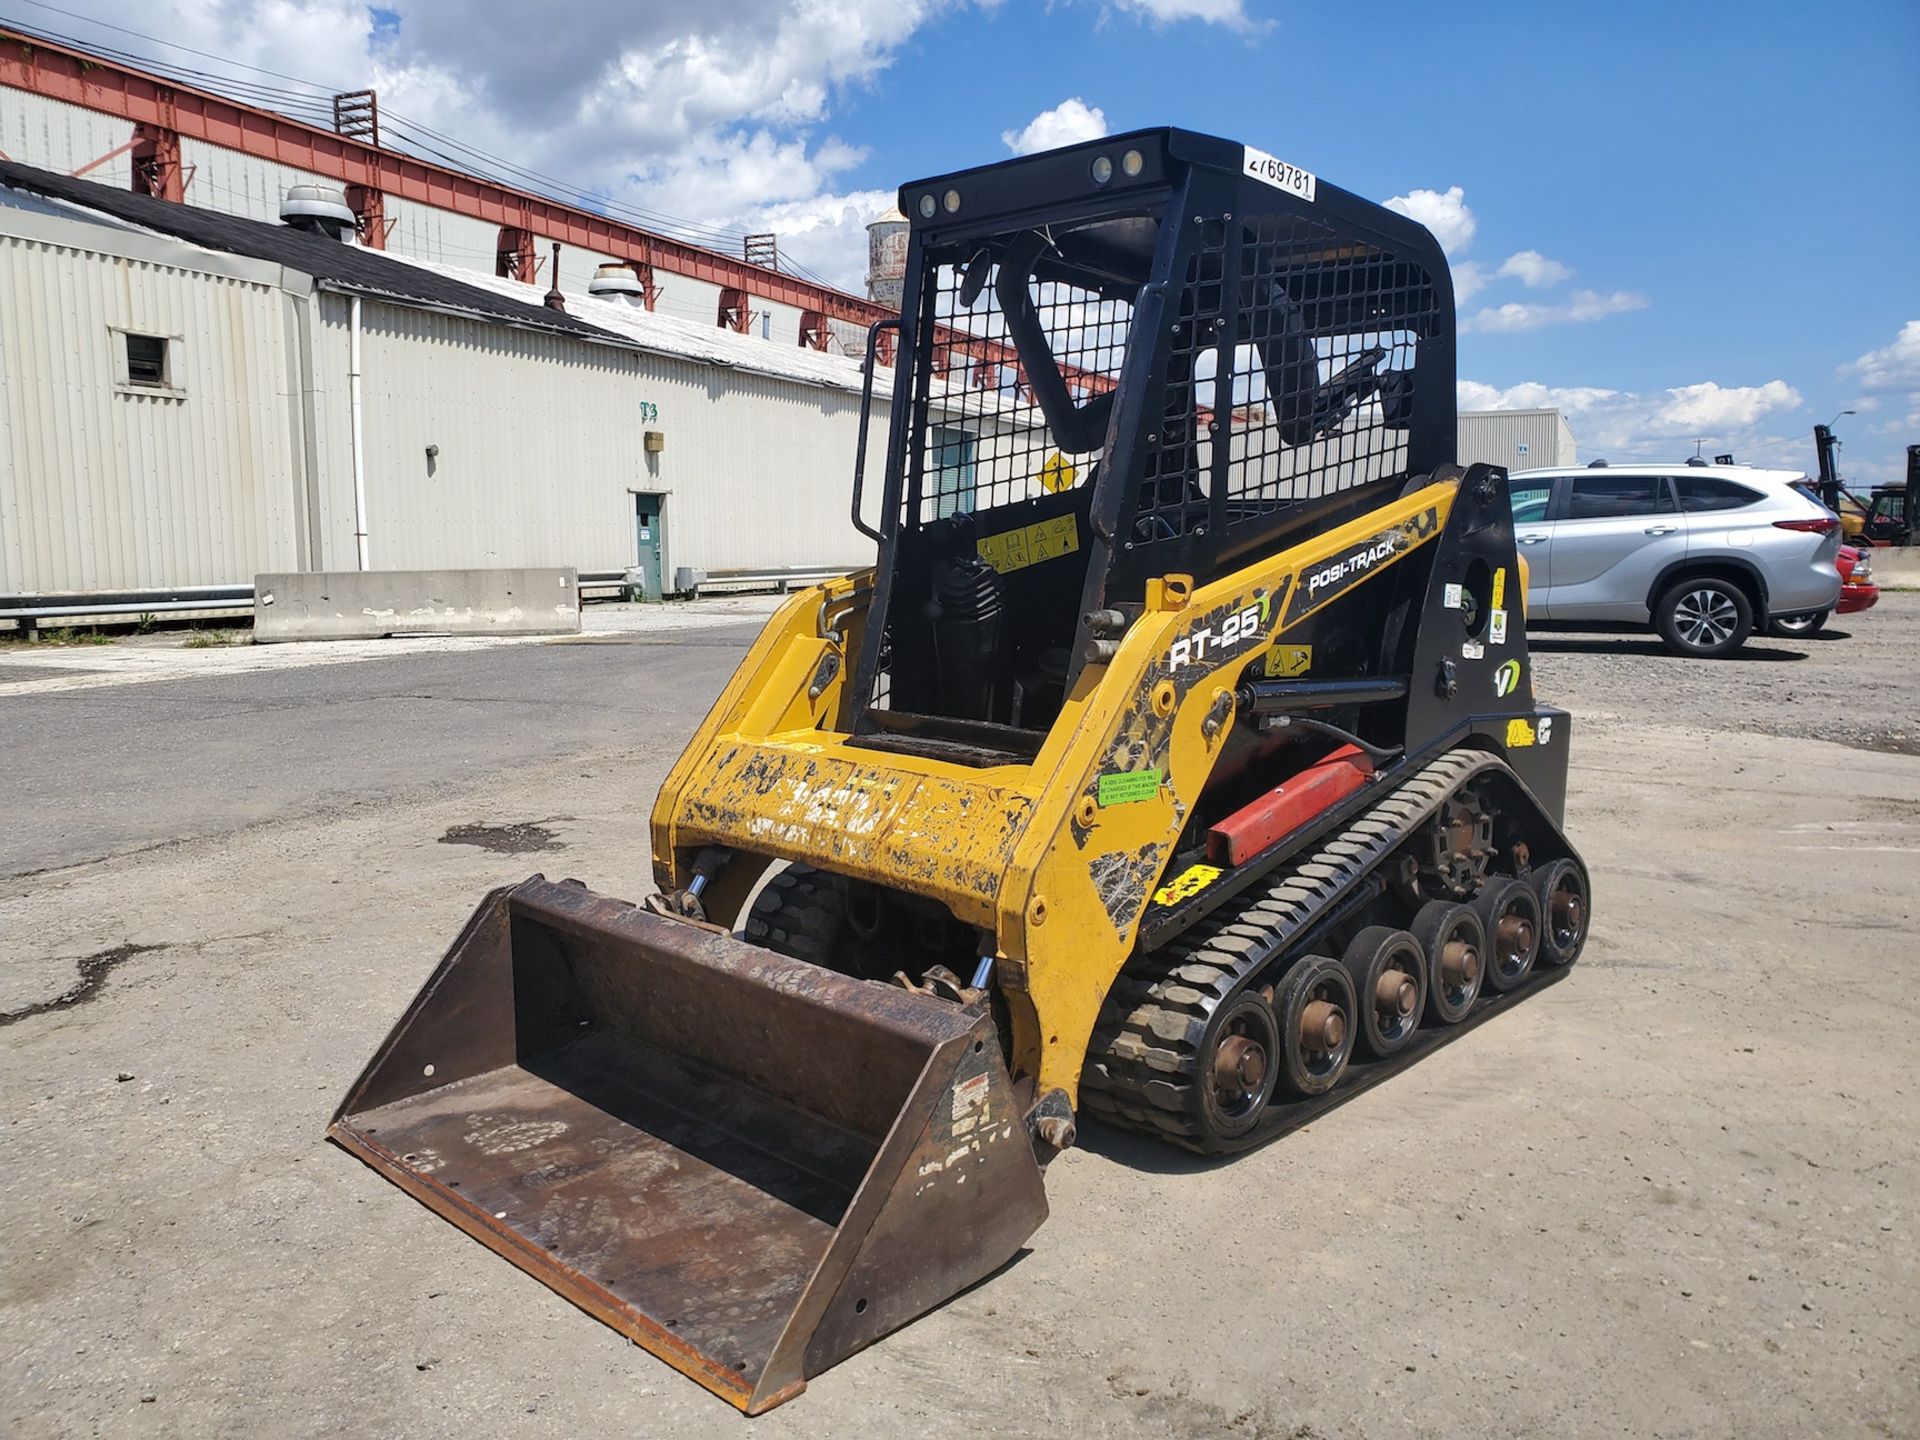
xmin=2 ymin=596 xmax=1916 ymax=1439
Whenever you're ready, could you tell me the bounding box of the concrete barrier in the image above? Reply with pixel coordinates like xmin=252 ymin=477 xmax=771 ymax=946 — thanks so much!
xmin=254 ymin=568 xmax=581 ymax=643
xmin=1866 ymin=548 xmax=1920 ymax=590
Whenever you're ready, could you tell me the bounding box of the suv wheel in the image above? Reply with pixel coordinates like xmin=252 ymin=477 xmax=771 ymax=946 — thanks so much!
xmin=1769 ymin=608 xmax=1829 ymax=638
xmin=1655 ymin=576 xmax=1753 ymax=657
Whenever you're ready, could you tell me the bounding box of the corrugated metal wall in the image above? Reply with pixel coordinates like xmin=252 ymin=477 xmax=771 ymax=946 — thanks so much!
xmin=314 ymin=295 xmax=876 ymax=577
xmin=0 ymin=89 xmax=130 ymax=186
xmin=1457 ymin=409 xmax=1578 ymax=474
xmin=0 ymin=223 xmax=304 ymax=592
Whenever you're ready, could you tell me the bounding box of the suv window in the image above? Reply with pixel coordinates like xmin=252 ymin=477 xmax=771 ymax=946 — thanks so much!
xmin=1509 ymin=479 xmax=1553 ymax=525
xmin=1565 ymin=475 xmax=1673 ymax=520
xmin=1676 ymin=476 xmax=1762 ymax=512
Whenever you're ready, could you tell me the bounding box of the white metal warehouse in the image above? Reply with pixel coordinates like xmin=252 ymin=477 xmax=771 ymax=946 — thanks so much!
xmin=0 ymin=161 xmax=924 ymax=601
xmin=1457 ymin=408 xmax=1578 ymax=474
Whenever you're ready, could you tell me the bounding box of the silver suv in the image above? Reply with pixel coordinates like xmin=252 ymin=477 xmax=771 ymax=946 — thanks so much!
xmin=1508 ymin=463 xmax=1843 ymax=657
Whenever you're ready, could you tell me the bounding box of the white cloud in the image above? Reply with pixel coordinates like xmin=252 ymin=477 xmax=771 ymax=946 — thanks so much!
xmin=1460 ymin=376 xmax=1804 ymax=463
xmin=1383 ymin=185 xmax=1476 ymax=257
xmin=1655 ymin=380 xmax=1802 ymax=431
xmin=1843 ymin=319 xmax=1920 ymax=392
xmin=1497 ymin=249 xmax=1572 ymax=289
xmin=1451 ymin=261 xmax=1490 ymax=303
xmin=1457 ymin=380 xmax=1622 ymax=414
xmin=1464 ymin=289 xmax=1648 ymax=334
xmin=1108 ymin=0 xmax=1258 ymax=27
xmin=1841 ymin=320 xmax=1920 ymax=430
xmin=1002 ymin=98 xmax=1109 ymax=156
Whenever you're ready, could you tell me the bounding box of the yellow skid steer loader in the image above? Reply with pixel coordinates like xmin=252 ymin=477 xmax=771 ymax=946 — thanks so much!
xmin=331 ymin=128 xmax=1590 ymax=1413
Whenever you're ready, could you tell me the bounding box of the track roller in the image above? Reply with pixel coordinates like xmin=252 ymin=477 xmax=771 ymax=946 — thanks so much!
xmin=1272 ymin=956 xmax=1356 ymax=1096
xmin=1412 ymin=900 xmax=1485 ymax=1024
xmin=1473 ymin=877 xmax=1540 ymax=993
xmin=1340 ymin=926 xmax=1426 ymax=1060
xmin=1198 ymin=991 xmax=1281 ymax=1140
xmin=1532 ymin=858 xmax=1590 ymax=966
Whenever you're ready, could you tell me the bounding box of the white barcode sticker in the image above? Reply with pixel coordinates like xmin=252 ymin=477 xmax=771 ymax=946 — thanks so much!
xmin=1242 ymin=146 xmax=1317 ymax=203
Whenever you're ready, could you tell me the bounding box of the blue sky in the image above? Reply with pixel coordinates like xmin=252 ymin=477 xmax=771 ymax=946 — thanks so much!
xmin=829 ymin=0 xmax=1920 ymax=480
xmin=22 ymin=0 xmax=1920 ymax=480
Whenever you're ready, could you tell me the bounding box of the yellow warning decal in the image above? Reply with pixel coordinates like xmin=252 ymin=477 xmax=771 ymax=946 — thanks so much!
xmin=1505 ymin=717 xmax=1536 ymax=748
xmin=1492 ymin=566 xmax=1507 ymax=610
xmin=1040 ymin=452 xmax=1078 ymax=494
xmin=978 ymin=513 xmax=1079 ymax=574
xmin=1153 ymin=862 xmax=1221 ymax=907
xmin=1264 ymin=643 xmax=1313 ymax=678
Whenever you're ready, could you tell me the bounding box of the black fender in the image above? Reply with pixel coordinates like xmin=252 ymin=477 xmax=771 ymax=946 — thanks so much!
xmin=1644 ymin=553 xmax=1771 ymax=623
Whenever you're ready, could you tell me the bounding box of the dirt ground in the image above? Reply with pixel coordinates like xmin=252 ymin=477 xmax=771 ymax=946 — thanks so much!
xmin=3 ymin=597 xmax=1916 ymax=1439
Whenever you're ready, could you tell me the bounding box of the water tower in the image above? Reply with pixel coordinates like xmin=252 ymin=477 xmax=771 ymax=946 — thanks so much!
xmin=865 ymin=206 xmax=908 ymax=312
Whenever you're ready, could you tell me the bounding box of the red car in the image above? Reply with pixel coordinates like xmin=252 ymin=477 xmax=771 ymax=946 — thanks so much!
xmin=1770 ymin=544 xmax=1877 ymax=635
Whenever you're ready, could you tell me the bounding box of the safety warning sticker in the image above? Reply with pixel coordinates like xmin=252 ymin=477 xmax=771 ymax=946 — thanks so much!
xmin=978 ymin=513 xmax=1079 ymax=574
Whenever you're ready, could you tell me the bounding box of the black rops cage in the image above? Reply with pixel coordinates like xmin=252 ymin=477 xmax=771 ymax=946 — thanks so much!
xmin=851 ymin=128 xmax=1457 ymax=749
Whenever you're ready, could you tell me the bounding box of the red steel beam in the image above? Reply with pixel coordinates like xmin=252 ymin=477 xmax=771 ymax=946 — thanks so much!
xmin=0 ymin=25 xmax=1113 ymax=392
xmin=0 ymin=26 xmax=889 ymax=326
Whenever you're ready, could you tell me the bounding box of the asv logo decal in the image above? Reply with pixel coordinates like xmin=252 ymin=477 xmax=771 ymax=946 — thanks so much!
xmin=1494 ymin=659 xmax=1523 ymax=698
xmin=1168 ymin=602 xmax=1264 ymax=672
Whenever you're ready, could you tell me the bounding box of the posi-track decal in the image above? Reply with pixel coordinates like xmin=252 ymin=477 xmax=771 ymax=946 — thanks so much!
xmin=1280 ymin=505 xmax=1440 ymax=626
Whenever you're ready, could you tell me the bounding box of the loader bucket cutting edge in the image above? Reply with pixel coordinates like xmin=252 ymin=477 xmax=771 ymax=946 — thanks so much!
xmin=327 ymin=876 xmax=1048 ymax=1413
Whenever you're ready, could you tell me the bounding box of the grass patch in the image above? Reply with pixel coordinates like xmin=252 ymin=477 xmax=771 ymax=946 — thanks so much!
xmin=183 ymin=630 xmax=241 ymax=648
xmin=0 ymin=626 xmax=116 ymax=646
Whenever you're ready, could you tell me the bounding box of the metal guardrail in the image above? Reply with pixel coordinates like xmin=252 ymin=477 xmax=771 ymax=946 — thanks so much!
xmin=4 ymin=565 xmax=862 ymax=624
xmin=0 ymin=585 xmax=254 ymax=623
xmin=682 ymin=565 xmax=854 ymax=597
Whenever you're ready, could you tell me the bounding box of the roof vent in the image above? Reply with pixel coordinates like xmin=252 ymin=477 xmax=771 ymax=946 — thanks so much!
xmin=587 ymin=263 xmax=647 ymax=306
xmin=1587 ymin=458 xmax=1609 ymax=468
xmin=280 ymin=183 xmax=356 ymax=241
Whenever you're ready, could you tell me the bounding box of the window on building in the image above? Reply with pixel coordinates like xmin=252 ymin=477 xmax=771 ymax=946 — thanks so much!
xmin=1565 ymin=475 xmax=1673 ymax=520
xmin=927 ymin=426 xmax=978 ymax=516
xmin=125 ymin=333 xmax=170 ymax=388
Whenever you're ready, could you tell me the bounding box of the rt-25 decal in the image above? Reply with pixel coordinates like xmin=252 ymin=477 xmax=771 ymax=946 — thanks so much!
xmin=1168 ymin=602 xmax=1265 ymax=672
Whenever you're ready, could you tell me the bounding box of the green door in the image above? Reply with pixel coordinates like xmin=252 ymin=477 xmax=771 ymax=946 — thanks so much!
xmin=633 ymin=493 xmax=665 ymax=599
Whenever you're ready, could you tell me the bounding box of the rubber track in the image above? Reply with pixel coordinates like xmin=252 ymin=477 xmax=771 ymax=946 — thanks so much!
xmin=741 ymin=863 xmax=844 ymax=966
xmin=1081 ymin=748 xmax=1507 ymax=1152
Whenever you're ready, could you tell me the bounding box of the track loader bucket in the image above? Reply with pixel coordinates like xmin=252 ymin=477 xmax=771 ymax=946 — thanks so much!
xmin=329 ymin=877 xmax=1047 ymax=1413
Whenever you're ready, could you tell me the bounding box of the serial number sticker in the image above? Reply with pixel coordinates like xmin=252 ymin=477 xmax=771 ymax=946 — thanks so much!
xmin=1153 ymin=863 xmax=1221 ymax=907
xmin=1097 ymin=768 xmax=1162 ymax=807
xmin=1265 ymin=643 xmax=1313 ymax=678
xmin=1242 ymin=146 xmax=1317 ymax=203
xmin=1443 ymin=582 xmax=1463 ymax=610
xmin=1490 ymin=609 xmax=1509 ymax=644
xmin=953 ymin=1071 xmax=990 ymax=1119
xmin=1491 ymin=567 xmax=1508 ymax=609
xmin=978 ymin=513 xmax=1079 ymax=574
